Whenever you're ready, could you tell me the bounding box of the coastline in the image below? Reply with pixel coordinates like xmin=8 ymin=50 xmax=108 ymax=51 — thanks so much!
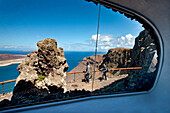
xmin=0 ymin=58 xmax=25 ymax=67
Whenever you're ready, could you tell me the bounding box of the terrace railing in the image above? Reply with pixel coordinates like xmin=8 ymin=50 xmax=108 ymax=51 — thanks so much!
xmin=0 ymin=79 xmax=16 ymax=95
xmin=0 ymin=67 xmax=142 ymax=95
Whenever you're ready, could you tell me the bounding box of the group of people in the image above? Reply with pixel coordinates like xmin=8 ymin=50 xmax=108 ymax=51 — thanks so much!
xmin=84 ymin=62 xmax=108 ymax=83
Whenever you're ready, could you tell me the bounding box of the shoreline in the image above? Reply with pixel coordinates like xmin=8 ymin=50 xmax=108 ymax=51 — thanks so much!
xmin=0 ymin=58 xmax=25 ymax=67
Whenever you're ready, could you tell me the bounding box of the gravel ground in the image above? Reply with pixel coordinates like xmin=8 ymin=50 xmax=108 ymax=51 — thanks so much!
xmin=0 ymin=74 xmax=128 ymax=102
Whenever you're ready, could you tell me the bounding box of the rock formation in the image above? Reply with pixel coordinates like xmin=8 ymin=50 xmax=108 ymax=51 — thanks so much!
xmin=69 ymin=29 xmax=158 ymax=93
xmin=67 ymin=48 xmax=132 ymax=82
xmin=100 ymin=48 xmax=131 ymax=76
xmin=130 ymin=30 xmax=157 ymax=71
xmin=67 ymin=29 xmax=158 ymax=93
xmin=102 ymin=48 xmax=131 ymax=68
xmin=126 ymin=29 xmax=158 ymax=91
xmin=0 ymin=29 xmax=159 ymax=107
xmin=14 ymin=38 xmax=68 ymax=95
xmin=95 ymin=29 xmax=158 ymax=93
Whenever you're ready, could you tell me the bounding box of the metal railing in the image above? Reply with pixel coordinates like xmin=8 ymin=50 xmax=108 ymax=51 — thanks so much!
xmin=0 ymin=67 xmax=142 ymax=95
xmin=0 ymin=79 xmax=16 ymax=95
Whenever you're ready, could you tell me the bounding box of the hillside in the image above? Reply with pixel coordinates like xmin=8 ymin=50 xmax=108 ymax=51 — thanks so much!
xmin=0 ymin=54 xmax=26 ymax=66
xmin=0 ymin=54 xmax=26 ymax=61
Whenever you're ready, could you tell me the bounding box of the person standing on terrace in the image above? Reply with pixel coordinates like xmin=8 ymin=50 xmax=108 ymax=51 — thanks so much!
xmin=100 ymin=64 xmax=108 ymax=81
xmin=85 ymin=62 xmax=90 ymax=83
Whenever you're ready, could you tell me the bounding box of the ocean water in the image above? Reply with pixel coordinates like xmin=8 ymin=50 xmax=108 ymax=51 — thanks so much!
xmin=0 ymin=51 xmax=105 ymax=82
xmin=0 ymin=51 xmax=105 ymax=93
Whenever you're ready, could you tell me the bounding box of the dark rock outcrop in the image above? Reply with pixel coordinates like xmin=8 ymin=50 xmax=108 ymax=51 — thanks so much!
xmin=95 ymin=29 xmax=158 ymax=93
xmin=9 ymin=80 xmax=91 ymax=106
xmin=130 ymin=30 xmax=157 ymax=71
xmin=125 ymin=29 xmax=158 ymax=91
xmin=102 ymin=48 xmax=131 ymax=68
xmin=14 ymin=38 xmax=68 ymax=96
xmin=100 ymin=48 xmax=131 ymax=76
xmin=0 ymin=99 xmax=10 ymax=107
xmin=67 ymin=29 xmax=158 ymax=93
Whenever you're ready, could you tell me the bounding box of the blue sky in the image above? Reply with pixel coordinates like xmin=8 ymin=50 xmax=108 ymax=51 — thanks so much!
xmin=0 ymin=0 xmax=143 ymax=52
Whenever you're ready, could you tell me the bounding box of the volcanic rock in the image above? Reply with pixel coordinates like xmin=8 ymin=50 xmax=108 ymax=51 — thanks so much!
xmin=96 ymin=29 xmax=158 ymax=93
xmin=102 ymin=48 xmax=131 ymax=68
xmin=130 ymin=30 xmax=157 ymax=71
xmin=15 ymin=38 xmax=68 ymax=95
xmin=101 ymin=48 xmax=132 ymax=76
xmin=125 ymin=29 xmax=158 ymax=91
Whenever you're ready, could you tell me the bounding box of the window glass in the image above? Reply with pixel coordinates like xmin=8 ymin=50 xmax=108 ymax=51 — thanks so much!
xmin=0 ymin=0 xmax=160 ymax=108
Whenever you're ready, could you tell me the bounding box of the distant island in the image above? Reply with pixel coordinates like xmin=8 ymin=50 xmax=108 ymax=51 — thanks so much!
xmin=0 ymin=54 xmax=26 ymax=66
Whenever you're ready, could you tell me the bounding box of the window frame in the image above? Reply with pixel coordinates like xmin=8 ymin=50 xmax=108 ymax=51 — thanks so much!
xmin=0 ymin=0 xmax=164 ymax=111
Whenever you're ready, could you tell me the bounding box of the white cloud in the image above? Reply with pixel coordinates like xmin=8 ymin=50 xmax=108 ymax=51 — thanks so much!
xmin=0 ymin=45 xmax=36 ymax=50
xmin=4 ymin=46 xmax=17 ymax=49
xmin=61 ymin=43 xmax=94 ymax=51
xmin=90 ymin=33 xmax=136 ymax=51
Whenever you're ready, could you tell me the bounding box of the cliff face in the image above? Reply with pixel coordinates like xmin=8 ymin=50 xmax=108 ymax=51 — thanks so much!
xmin=96 ymin=29 xmax=158 ymax=93
xmin=126 ymin=29 xmax=158 ymax=91
xmin=66 ymin=48 xmax=131 ymax=82
xmin=130 ymin=30 xmax=157 ymax=71
xmin=12 ymin=38 xmax=68 ymax=103
xmin=69 ymin=29 xmax=158 ymax=93
xmin=102 ymin=48 xmax=131 ymax=68
xmin=100 ymin=48 xmax=131 ymax=76
xmin=69 ymin=48 xmax=131 ymax=74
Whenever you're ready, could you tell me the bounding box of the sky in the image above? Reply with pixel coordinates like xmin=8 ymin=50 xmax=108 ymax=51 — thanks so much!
xmin=0 ymin=0 xmax=144 ymax=52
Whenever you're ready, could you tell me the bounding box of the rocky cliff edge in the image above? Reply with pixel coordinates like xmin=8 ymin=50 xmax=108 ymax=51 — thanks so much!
xmin=14 ymin=38 xmax=68 ymax=95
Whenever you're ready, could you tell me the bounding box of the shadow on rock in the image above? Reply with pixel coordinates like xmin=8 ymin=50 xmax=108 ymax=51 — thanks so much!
xmin=11 ymin=80 xmax=50 ymax=105
xmin=0 ymin=80 xmax=91 ymax=108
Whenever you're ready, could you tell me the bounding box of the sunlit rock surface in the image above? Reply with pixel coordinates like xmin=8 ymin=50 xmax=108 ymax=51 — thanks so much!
xmin=14 ymin=38 xmax=68 ymax=95
xmin=100 ymin=48 xmax=131 ymax=76
xmin=103 ymin=48 xmax=131 ymax=68
xmin=0 ymin=30 xmax=158 ymax=107
xmin=94 ymin=29 xmax=158 ymax=93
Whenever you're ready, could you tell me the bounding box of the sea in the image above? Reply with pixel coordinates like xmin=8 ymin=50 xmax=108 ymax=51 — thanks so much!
xmin=0 ymin=51 xmax=105 ymax=94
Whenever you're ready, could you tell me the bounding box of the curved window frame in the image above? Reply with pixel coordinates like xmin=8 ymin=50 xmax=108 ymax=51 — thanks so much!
xmin=1 ymin=0 xmax=163 ymax=112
